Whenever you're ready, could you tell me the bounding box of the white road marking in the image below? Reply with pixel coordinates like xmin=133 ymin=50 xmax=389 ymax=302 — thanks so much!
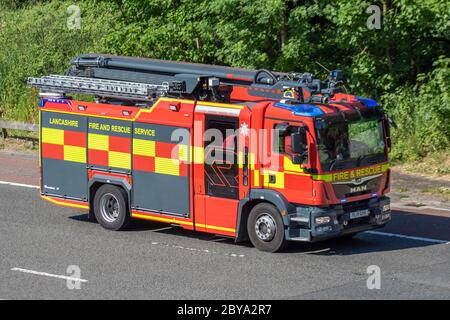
xmin=11 ymin=267 xmax=88 ymax=283
xmin=0 ymin=181 xmax=39 ymax=189
xmin=150 ymin=241 xmax=245 ymax=258
xmin=422 ymin=206 xmax=450 ymax=212
xmin=1 ymin=179 xmax=447 ymax=248
xmin=364 ymin=230 xmax=449 ymax=244
xmin=392 ymin=204 xmax=450 ymax=213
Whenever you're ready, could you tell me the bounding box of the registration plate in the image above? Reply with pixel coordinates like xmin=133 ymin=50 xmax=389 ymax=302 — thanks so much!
xmin=349 ymin=209 xmax=370 ymax=219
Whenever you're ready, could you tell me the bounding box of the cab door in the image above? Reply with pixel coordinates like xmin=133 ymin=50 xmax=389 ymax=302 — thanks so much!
xmin=193 ymin=103 xmax=251 ymax=237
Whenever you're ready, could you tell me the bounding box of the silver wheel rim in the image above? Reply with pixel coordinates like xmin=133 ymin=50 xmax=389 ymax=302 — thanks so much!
xmin=255 ymin=214 xmax=276 ymax=241
xmin=100 ymin=193 xmax=120 ymax=223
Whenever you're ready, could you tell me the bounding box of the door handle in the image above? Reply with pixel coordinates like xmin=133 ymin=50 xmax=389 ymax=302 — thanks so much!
xmin=269 ymin=174 xmax=276 ymax=184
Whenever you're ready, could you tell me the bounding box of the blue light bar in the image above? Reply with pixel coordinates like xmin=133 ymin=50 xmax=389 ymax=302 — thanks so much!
xmin=357 ymin=96 xmax=378 ymax=108
xmin=340 ymin=199 xmax=347 ymax=203
xmin=39 ymin=98 xmax=70 ymax=108
xmin=274 ymin=102 xmax=324 ymax=117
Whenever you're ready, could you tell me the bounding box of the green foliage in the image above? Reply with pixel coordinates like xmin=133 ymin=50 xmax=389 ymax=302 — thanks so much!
xmin=382 ymin=56 xmax=450 ymax=160
xmin=0 ymin=0 xmax=449 ymax=161
xmin=0 ymin=0 xmax=118 ymax=122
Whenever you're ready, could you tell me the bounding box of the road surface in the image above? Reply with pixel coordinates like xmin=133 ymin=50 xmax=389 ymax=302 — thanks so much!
xmin=0 ymin=151 xmax=449 ymax=299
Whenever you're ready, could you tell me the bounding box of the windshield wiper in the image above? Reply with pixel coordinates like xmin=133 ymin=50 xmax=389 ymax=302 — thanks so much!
xmin=329 ymin=159 xmax=338 ymax=171
xmin=329 ymin=158 xmax=349 ymax=171
xmin=357 ymin=154 xmax=385 ymax=167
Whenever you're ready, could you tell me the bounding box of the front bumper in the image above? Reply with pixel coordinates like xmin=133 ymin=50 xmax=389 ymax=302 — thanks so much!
xmin=286 ymin=196 xmax=391 ymax=242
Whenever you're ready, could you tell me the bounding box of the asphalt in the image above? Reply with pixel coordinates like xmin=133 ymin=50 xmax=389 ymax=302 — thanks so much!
xmin=0 ymin=151 xmax=449 ymax=300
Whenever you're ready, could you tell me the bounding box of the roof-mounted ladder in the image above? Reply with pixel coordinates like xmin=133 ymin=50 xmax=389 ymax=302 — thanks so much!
xmin=27 ymin=75 xmax=170 ymax=102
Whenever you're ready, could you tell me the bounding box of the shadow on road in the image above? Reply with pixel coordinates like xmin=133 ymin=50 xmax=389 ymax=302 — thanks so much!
xmin=68 ymin=208 xmax=450 ymax=255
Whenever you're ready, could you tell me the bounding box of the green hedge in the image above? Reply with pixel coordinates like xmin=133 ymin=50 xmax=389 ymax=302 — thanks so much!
xmin=0 ymin=0 xmax=448 ymax=162
xmin=0 ymin=0 xmax=118 ymax=122
xmin=382 ymin=57 xmax=450 ymax=161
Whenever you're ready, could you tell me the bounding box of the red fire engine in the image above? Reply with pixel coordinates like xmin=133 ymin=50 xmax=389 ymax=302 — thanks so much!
xmin=28 ymin=54 xmax=391 ymax=252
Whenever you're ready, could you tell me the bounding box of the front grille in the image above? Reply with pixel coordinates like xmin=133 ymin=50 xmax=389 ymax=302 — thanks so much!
xmin=345 ymin=216 xmax=370 ymax=228
xmin=342 ymin=199 xmax=369 ymax=213
xmin=332 ymin=176 xmax=381 ymax=198
xmin=344 ymin=190 xmax=371 ymax=198
xmin=340 ymin=199 xmax=373 ymax=228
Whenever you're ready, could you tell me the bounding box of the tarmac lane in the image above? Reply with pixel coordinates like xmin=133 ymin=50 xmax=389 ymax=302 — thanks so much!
xmin=0 ymin=150 xmax=449 ymax=299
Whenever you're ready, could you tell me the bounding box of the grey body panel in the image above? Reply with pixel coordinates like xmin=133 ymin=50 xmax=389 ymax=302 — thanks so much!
xmin=132 ymin=122 xmax=191 ymax=217
xmin=133 ymin=172 xmax=190 ymax=216
xmin=41 ymin=112 xmax=88 ymax=200
xmin=41 ymin=158 xmax=87 ymax=200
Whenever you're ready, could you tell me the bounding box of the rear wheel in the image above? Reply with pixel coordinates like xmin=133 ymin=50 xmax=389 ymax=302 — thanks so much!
xmin=94 ymin=184 xmax=130 ymax=231
xmin=247 ymin=203 xmax=287 ymax=252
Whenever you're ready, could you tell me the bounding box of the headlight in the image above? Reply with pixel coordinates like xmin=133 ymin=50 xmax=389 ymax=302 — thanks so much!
xmin=382 ymin=204 xmax=390 ymax=212
xmin=315 ymin=216 xmax=331 ymax=225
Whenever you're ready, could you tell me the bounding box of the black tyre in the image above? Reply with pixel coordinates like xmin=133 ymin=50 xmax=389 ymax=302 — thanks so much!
xmin=247 ymin=203 xmax=287 ymax=252
xmin=93 ymin=184 xmax=130 ymax=231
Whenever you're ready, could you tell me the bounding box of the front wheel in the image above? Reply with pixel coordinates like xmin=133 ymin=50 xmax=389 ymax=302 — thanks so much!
xmin=94 ymin=184 xmax=130 ymax=231
xmin=247 ymin=203 xmax=287 ymax=252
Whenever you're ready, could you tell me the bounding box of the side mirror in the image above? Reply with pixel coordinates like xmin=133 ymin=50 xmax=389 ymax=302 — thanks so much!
xmin=291 ymin=128 xmax=307 ymax=154
xmin=291 ymin=154 xmax=304 ymax=165
xmin=384 ymin=117 xmax=395 ymax=152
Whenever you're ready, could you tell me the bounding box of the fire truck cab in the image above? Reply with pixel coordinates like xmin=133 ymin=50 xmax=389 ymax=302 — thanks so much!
xmin=31 ymin=55 xmax=392 ymax=252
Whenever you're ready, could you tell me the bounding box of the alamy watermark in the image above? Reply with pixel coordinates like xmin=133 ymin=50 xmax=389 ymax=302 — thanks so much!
xmin=366 ymin=265 xmax=381 ymax=289
xmin=66 ymin=265 xmax=83 ymax=290
xmin=366 ymin=5 xmax=381 ymax=30
xmin=67 ymin=5 xmax=81 ymax=30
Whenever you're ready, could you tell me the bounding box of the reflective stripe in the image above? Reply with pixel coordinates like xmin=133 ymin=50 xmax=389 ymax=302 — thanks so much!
xmin=64 ymin=145 xmax=86 ymax=163
xmin=262 ymin=170 xmax=285 ymax=189
xmin=155 ymin=157 xmax=179 ymax=176
xmin=238 ymin=151 xmax=244 ymax=169
xmin=253 ymin=169 xmax=260 ymax=187
xmin=42 ymin=127 xmax=64 ymax=145
xmin=133 ymin=139 xmax=155 ymax=157
xmin=195 ymin=223 xmax=236 ymax=233
xmin=41 ymin=195 xmax=89 ymax=209
xmin=249 ymin=153 xmax=256 ymax=170
xmin=178 ymin=144 xmax=189 ymax=162
xmin=88 ymin=133 xmax=109 ymax=151
xmin=192 ymin=146 xmax=204 ymax=164
xmin=132 ymin=213 xmax=193 ymax=226
xmin=283 ymin=156 xmax=304 ymax=173
xmin=109 ymin=151 xmax=131 ymax=170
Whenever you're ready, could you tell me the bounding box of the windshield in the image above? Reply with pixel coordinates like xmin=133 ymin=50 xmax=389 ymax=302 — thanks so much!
xmin=316 ymin=118 xmax=386 ymax=172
